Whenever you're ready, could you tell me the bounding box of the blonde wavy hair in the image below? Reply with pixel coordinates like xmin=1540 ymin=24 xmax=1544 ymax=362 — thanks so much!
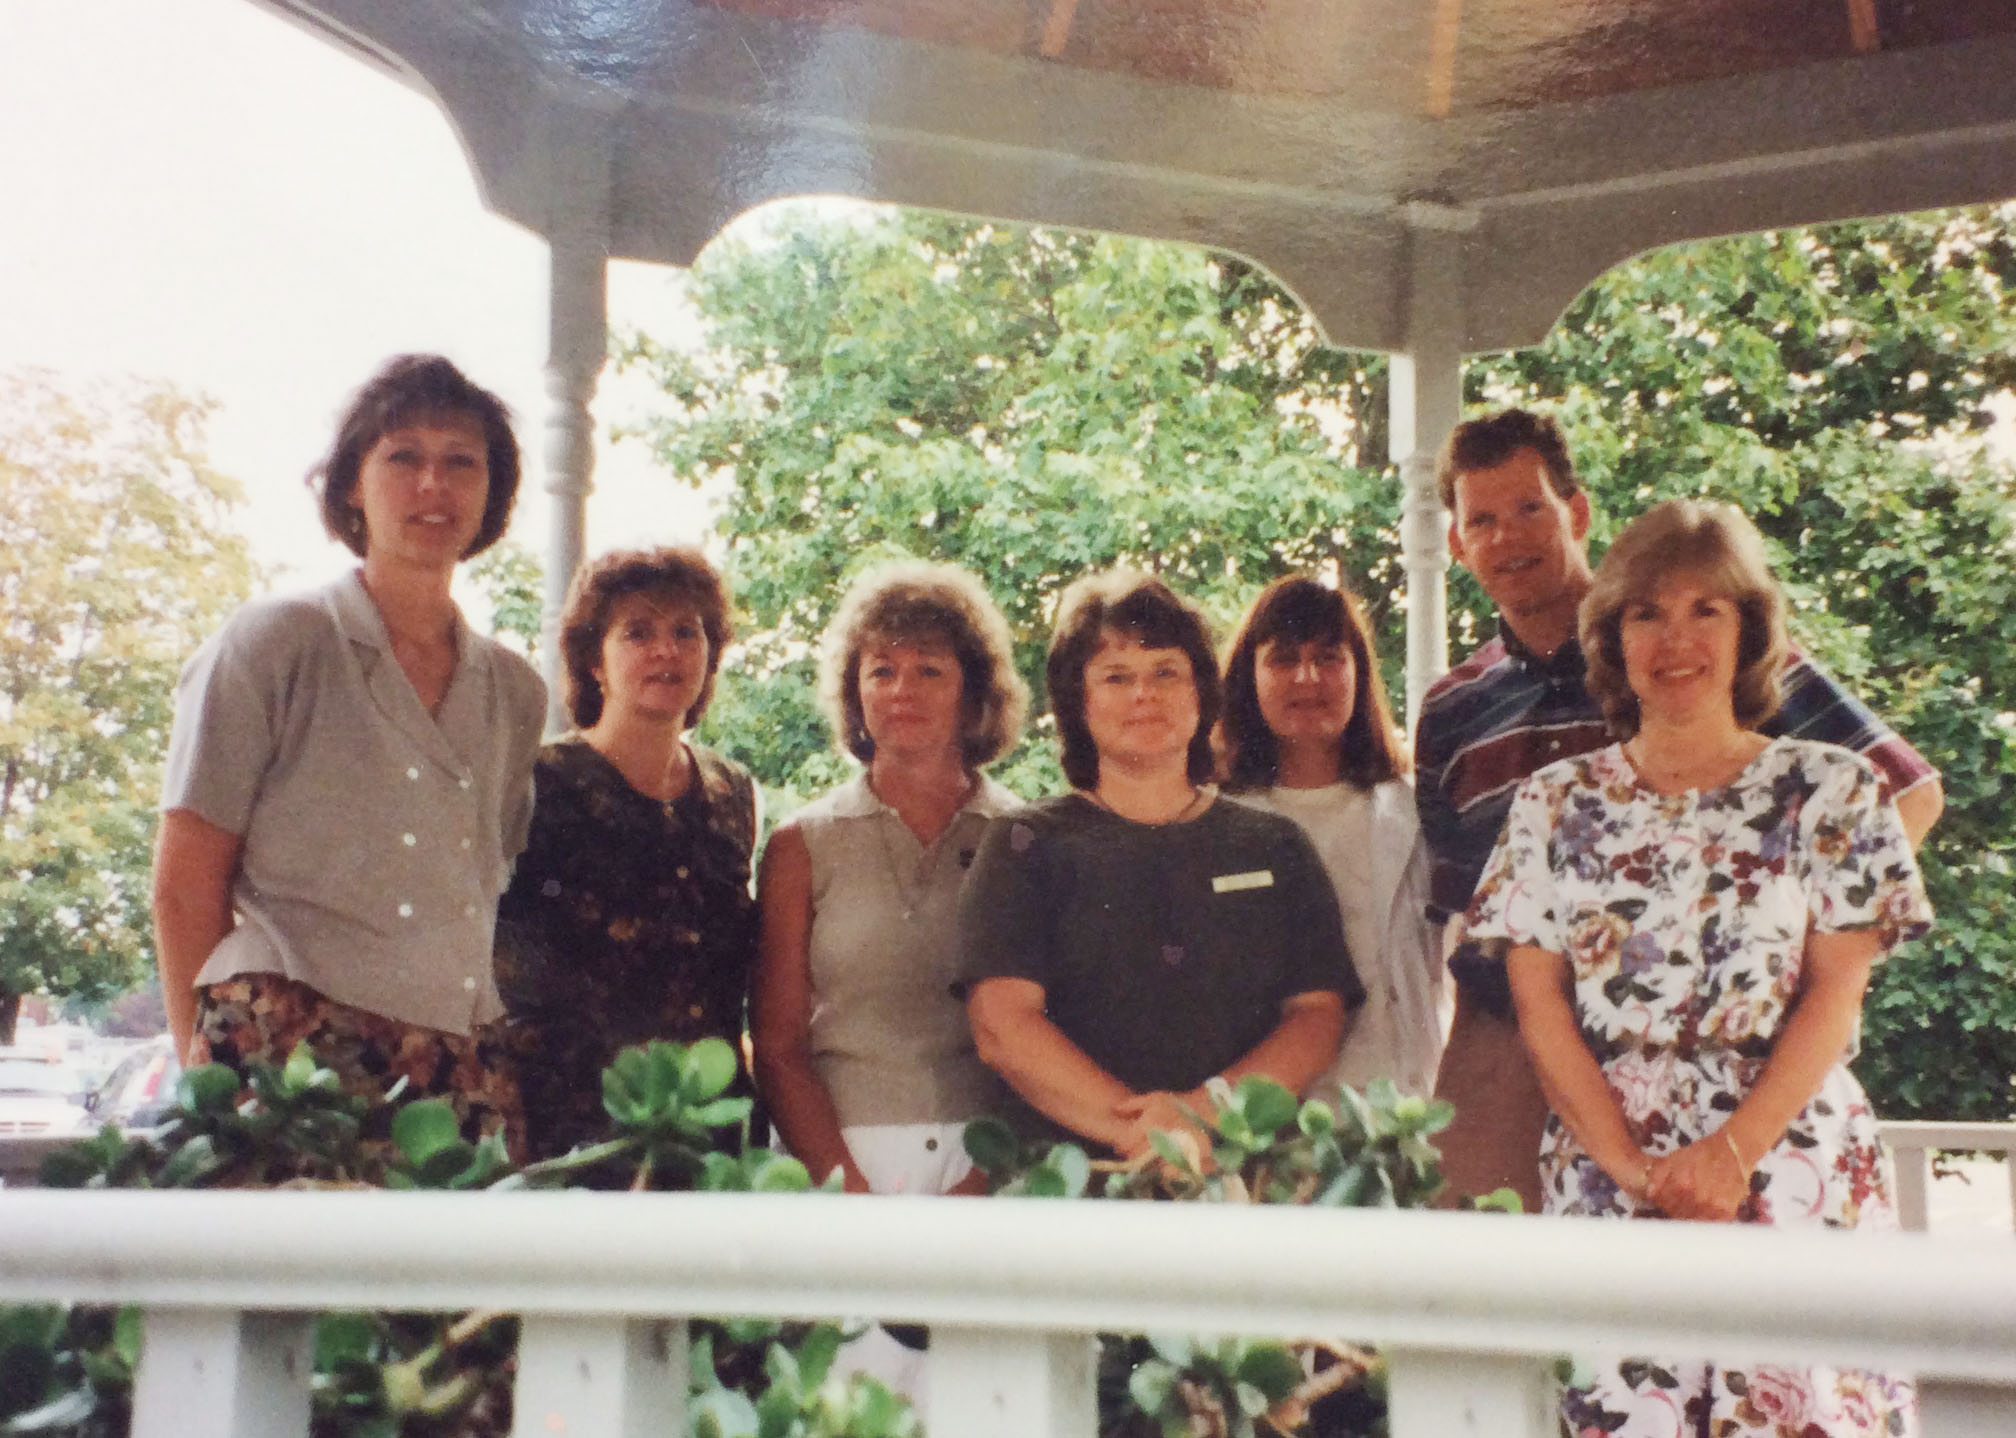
xmin=817 ymin=561 xmax=1029 ymax=768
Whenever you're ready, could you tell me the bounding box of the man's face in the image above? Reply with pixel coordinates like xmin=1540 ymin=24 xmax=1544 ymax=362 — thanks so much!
xmin=1447 ymin=447 xmax=1592 ymax=621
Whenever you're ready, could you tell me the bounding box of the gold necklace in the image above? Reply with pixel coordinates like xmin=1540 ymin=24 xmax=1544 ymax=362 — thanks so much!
xmin=1085 ymin=784 xmax=1212 ymax=825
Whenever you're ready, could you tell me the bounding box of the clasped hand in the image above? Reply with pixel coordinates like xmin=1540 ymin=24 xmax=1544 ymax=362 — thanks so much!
xmin=1112 ymin=1088 xmax=1213 ymax=1168
xmin=1635 ymin=1138 xmax=1749 ymax=1222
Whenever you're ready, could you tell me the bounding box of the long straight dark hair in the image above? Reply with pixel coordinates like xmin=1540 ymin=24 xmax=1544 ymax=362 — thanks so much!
xmin=1218 ymin=575 xmax=1407 ymax=791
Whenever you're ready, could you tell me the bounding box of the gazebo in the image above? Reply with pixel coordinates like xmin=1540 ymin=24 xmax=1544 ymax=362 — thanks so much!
xmin=243 ymin=0 xmax=2016 ymax=714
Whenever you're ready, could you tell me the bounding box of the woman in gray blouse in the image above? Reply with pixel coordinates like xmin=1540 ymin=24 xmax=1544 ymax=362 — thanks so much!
xmin=151 ymin=356 xmax=545 ymax=1151
xmin=752 ymin=562 xmax=1028 ymax=1196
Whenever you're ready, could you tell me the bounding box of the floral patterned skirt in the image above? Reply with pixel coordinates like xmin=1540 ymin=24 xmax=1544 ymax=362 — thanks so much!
xmin=1550 ymin=1051 xmax=1917 ymax=1438
xmin=193 ymin=973 xmax=524 ymax=1163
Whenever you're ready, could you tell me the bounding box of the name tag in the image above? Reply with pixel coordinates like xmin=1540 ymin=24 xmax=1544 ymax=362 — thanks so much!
xmin=1212 ymin=869 xmax=1274 ymax=894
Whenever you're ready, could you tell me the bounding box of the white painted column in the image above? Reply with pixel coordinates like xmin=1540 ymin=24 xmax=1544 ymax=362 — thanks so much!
xmin=929 ymin=1326 xmax=1097 ymax=1438
xmin=513 ymin=1316 xmax=686 ymax=1438
xmin=540 ymin=233 xmax=609 ymax=732
xmin=131 ymin=1308 xmax=312 ymax=1438
xmin=1387 ymin=204 xmax=1473 ymax=736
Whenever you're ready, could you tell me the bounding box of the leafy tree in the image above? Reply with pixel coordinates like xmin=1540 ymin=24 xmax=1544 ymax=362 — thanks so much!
xmin=621 ymin=201 xmax=2016 ymax=1119
xmin=614 ymin=208 xmax=1393 ymax=801
xmin=1469 ymin=206 xmax=2016 ymax=1120
xmin=0 ymin=371 xmax=255 ymax=1042
xmin=466 ymin=539 xmax=543 ymax=658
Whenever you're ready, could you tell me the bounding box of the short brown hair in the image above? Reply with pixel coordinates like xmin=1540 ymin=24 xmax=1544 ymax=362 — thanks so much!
xmin=1047 ymin=571 xmax=1221 ymax=791
xmin=1218 ymin=574 xmax=1407 ymax=790
xmin=1436 ymin=408 xmax=1579 ymax=512
xmin=1580 ymin=499 xmax=1787 ymax=738
xmin=310 ymin=354 xmax=520 ymax=559
xmin=818 ymin=561 xmax=1029 ymax=769
xmin=559 ymin=547 xmax=732 ymax=730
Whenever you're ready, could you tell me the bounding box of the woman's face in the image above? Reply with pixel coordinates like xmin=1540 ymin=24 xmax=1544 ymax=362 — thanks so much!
xmin=1252 ymin=635 xmax=1356 ymax=751
xmin=1081 ymin=629 xmax=1200 ymax=777
xmin=857 ymin=635 xmax=966 ymax=761
xmin=1618 ymin=570 xmax=1743 ymax=726
xmin=351 ymin=416 xmax=489 ymax=569
xmin=593 ymin=591 xmax=710 ymax=729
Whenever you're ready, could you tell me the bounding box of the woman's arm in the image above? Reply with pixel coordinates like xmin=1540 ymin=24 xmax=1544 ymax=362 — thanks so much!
xmin=152 ymin=809 xmax=243 ymax=1064
xmin=1647 ymin=928 xmax=1880 ymax=1222
xmin=1506 ymin=945 xmax=1653 ymax=1202
xmin=750 ymin=825 xmax=870 ymax=1193
xmin=967 ymin=977 xmax=1142 ymax=1155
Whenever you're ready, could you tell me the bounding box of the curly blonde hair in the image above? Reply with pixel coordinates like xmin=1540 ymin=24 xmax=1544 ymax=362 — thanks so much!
xmin=818 ymin=561 xmax=1029 ymax=768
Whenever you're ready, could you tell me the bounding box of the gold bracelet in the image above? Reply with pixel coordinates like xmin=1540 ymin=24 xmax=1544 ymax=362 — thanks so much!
xmin=1719 ymin=1128 xmax=1747 ymax=1172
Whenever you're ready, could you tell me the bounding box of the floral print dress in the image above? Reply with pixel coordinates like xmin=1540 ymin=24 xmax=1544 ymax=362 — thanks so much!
xmin=493 ymin=737 xmax=759 ymax=1163
xmin=1463 ymin=737 xmax=1931 ymax=1438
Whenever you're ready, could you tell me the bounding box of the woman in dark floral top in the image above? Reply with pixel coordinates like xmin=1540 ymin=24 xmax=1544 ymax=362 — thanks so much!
xmin=494 ymin=548 xmax=759 ymax=1163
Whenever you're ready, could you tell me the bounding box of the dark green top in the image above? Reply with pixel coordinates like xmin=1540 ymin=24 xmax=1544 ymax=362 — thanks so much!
xmin=959 ymin=793 xmax=1361 ymax=1137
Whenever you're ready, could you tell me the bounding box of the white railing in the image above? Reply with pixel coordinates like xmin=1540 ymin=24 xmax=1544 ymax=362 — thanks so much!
xmin=1880 ymin=1120 xmax=2016 ymax=1233
xmin=4 ymin=1189 xmax=2016 ymax=1438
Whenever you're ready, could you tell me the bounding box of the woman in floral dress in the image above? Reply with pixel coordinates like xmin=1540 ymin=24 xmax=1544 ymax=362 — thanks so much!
xmin=1461 ymin=499 xmax=1930 ymax=1438
xmin=494 ymin=548 xmax=759 ymax=1164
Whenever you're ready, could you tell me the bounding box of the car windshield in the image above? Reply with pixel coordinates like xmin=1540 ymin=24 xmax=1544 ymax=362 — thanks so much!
xmin=0 ymin=1058 xmax=78 ymax=1097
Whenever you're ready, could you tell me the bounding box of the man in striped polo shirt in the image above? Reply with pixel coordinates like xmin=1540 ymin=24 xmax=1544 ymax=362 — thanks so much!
xmin=1415 ymin=408 xmax=1943 ymax=1211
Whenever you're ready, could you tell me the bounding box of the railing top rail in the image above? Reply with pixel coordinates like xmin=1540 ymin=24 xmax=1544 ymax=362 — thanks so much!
xmin=1878 ymin=1120 xmax=2016 ymax=1152
xmin=3 ymin=1190 xmax=2014 ymax=1380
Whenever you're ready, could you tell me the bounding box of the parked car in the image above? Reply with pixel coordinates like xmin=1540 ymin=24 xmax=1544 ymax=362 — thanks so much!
xmin=88 ymin=1037 xmax=182 ymax=1132
xmin=0 ymin=1048 xmax=92 ymax=1138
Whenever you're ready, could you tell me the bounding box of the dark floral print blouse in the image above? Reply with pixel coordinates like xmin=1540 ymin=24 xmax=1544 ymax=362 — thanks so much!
xmin=494 ymin=736 xmax=759 ymax=1162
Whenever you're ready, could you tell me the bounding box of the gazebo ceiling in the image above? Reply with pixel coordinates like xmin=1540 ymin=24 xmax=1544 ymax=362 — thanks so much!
xmin=261 ymin=0 xmax=2016 ymax=351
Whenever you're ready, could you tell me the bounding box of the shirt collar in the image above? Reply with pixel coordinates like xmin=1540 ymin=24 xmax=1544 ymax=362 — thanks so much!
xmin=328 ymin=567 xmax=484 ymax=673
xmin=1497 ymin=617 xmax=1586 ymax=681
xmin=828 ymin=770 xmax=1020 ymax=820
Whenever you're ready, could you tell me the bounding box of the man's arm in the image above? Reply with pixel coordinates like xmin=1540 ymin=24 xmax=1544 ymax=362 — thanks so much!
xmin=1893 ymin=776 xmax=1942 ymax=850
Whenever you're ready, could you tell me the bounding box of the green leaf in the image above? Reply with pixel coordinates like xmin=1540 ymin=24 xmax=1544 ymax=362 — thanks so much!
xmin=111 ymin=1307 xmax=143 ymax=1370
xmin=390 ymin=1101 xmax=461 ymax=1166
xmin=176 ymin=1063 xmax=240 ymax=1115
xmin=1126 ymin=1357 xmax=1179 ymax=1416
xmin=1234 ymin=1341 xmax=1304 ymax=1402
xmin=690 ymin=1386 xmax=761 ymax=1438
xmin=281 ymin=1041 xmax=319 ymax=1094
xmin=680 ymin=1039 xmax=740 ymax=1103
xmin=961 ymin=1117 xmax=1022 ymax=1175
xmin=1234 ymin=1078 xmax=1298 ymax=1139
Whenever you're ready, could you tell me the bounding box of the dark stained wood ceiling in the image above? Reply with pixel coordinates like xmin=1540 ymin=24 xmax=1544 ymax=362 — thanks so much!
xmin=694 ymin=0 xmax=2016 ymax=112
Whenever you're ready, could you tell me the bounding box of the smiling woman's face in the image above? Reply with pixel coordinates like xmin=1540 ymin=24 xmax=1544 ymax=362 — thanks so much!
xmin=1252 ymin=635 xmax=1355 ymax=750
xmin=593 ymin=591 xmax=710 ymax=728
xmin=350 ymin=417 xmax=489 ymax=569
xmin=1618 ymin=569 xmax=1743 ymax=726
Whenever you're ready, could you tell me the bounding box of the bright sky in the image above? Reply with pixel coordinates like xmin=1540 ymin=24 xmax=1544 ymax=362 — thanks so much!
xmin=0 ymin=0 xmax=706 ymax=593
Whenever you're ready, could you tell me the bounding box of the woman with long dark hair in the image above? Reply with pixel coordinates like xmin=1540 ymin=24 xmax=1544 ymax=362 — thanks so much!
xmin=1219 ymin=575 xmax=1447 ymax=1098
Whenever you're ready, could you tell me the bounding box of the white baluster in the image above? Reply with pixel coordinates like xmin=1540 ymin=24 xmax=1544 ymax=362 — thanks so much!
xmin=928 ymin=1327 xmax=1096 ymax=1438
xmin=1892 ymin=1140 xmax=1933 ymax=1233
xmin=131 ymin=1308 xmax=311 ymax=1438
xmin=1385 ymin=1347 xmax=1555 ymax=1438
xmin=513 ymin=1316 xmax=686 ymax=1438
xmin=1918 ymin=1378 xmax=2016 ymax=1438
